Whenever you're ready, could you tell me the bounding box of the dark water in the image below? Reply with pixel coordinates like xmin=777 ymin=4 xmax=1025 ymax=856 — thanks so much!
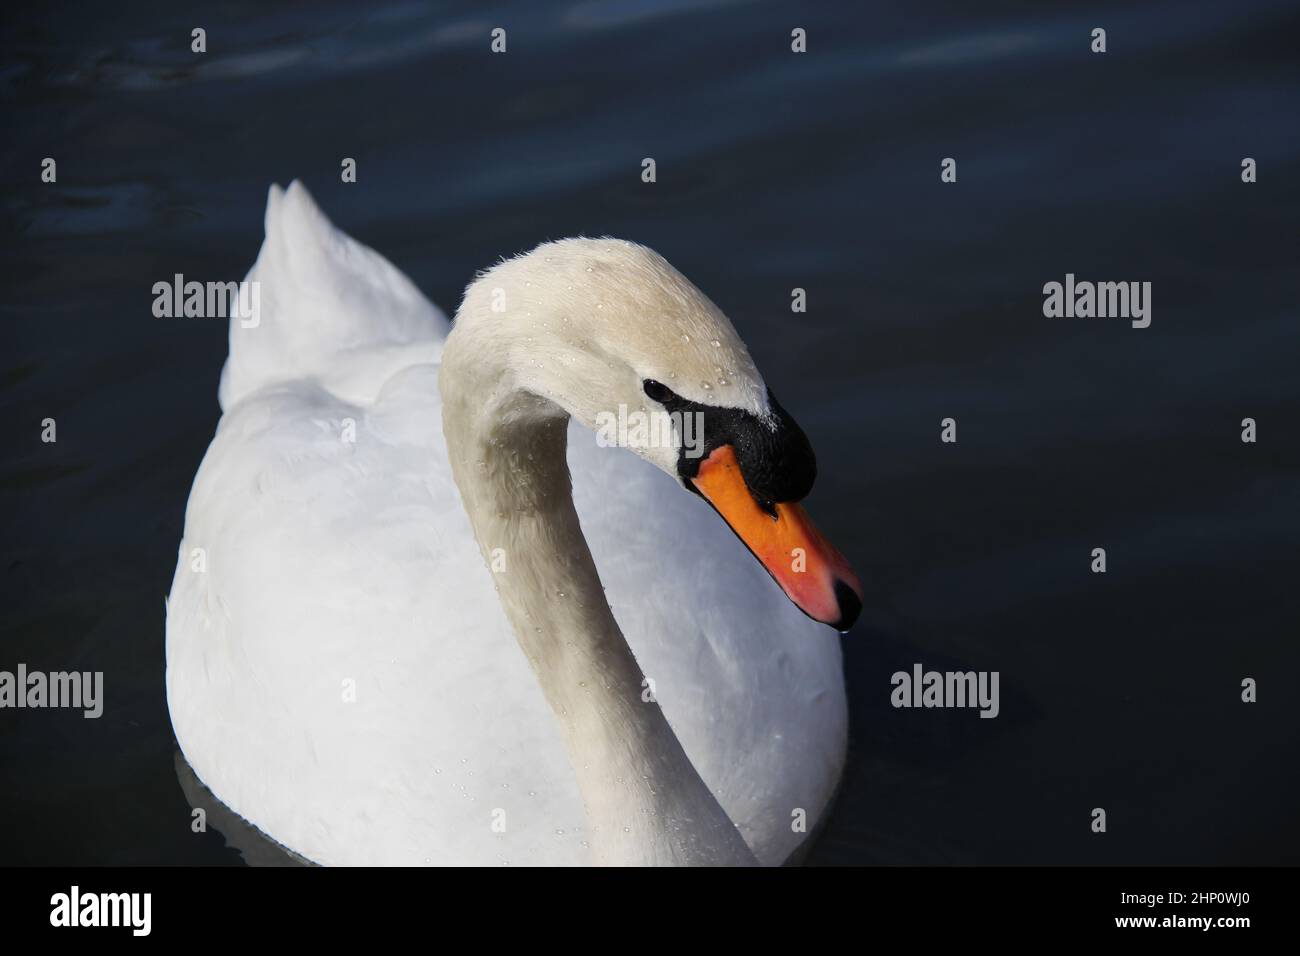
xmin=1 ymin=0 xmax=1297 ymax=865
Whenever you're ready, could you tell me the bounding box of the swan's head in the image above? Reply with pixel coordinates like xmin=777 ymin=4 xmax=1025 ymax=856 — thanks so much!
xmin=455 ymin=238 xmax=862 ymax=631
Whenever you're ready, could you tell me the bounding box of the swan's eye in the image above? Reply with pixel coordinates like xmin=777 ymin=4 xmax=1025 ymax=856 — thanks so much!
xmin=642 ymin=379 xmax=675 ymax=403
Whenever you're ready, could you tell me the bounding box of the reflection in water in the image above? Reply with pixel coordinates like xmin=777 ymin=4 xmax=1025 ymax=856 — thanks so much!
xmin=173 ymin=752 xmax=309 ymax=867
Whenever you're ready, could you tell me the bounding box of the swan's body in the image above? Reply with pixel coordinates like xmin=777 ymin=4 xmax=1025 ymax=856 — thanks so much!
xmin=166 ymin=183 xmax=850 ymax=866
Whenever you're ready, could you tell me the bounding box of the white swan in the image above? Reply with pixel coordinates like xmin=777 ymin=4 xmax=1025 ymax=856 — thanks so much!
xmin=165 ymin=182 xmax=861 ymax=866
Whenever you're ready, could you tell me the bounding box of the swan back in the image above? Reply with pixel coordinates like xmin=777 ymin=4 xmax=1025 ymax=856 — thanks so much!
xmin=218 ymin=181 xmax=449 ymax=411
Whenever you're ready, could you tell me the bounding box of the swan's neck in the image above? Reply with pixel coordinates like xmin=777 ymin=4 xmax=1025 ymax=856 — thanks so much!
xmin=440 ymin=376 xmax=756 ymax=866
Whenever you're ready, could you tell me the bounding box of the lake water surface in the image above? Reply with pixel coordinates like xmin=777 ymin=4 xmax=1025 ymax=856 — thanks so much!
xmin=1 ymin=0 xmax=1297 ymax=864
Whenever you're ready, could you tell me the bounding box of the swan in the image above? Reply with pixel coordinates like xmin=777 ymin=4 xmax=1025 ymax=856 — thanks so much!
xmin=165 ymin=181 xmax=862 ymax=866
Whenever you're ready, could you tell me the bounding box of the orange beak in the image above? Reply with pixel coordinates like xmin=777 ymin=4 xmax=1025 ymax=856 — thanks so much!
xmin=689 ymin=445 xmax=862 ymax=631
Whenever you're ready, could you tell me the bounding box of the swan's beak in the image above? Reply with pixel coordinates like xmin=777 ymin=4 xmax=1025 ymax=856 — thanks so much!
xmin=689 ymin=445 xmax=863 ymax=632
